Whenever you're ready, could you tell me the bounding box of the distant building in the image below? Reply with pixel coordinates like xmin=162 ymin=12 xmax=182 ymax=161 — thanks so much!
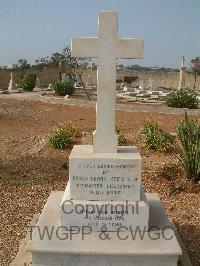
xmin=7 ymin=64 xmax=18 ymax=70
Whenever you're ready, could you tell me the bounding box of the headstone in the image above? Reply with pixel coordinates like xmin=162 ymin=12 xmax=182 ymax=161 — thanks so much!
xmin=120 ymin=82 xmax=125 ymax=89
xmin=8 ymin=71 xmax=15 ymax=91
xmin=30 ymin=11 xmax=181 ymax=266
xmin=62 ymin=73 xmax=70 ymax=82
xmin=148 ymin=79 xmax=155 ymax=90
xmin=139 ymin=80 xmax=144 ymax=90
xmin=48 ymin=83 xmax=53 ymax=90
xmin=161 ymin=80 xmax=166 ymax=87
xmin=71 ymin=12 xmax=143 ymax=153
xmin=35 ymin=77 xmax=41 ymax=90
xmin=76 ymin=77 xmax=82 ymax=87
xmin=86 ymin=75 xmax=95 ymax=88
xmin=178 ymin=56 xmax=186 ymax=89
xmin=74 ymin=81 xmax=80 ymax=88
xmin=181 ymin=56 xmax=185 ymax=69
xmin=123 ymin=85 xmax=128 ymax=92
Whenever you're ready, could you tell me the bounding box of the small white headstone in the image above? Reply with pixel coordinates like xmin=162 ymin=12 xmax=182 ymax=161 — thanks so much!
xmin=48 ymin=84 xmax=53 ymax=90
xmin=35 ymin=77 xmax=41 ymax=90
xmin=161 ymin=80 xmax=165 ymax=87
xmin=148 ymin=79 xmax=155 ymax=90
xmin=8 ymin=72 xmax=15 ymax=91
xmin=123 ymin=86 xmax=128 ymax=92
xmin=120 ymin=82 xmax=126 ymax=90
xmin=62 ymin=73 xmax=70 ymax=82
xmin=178 ymin=56 xmax=186 ymax=89
xmin=139 ymin=80 xmax=144 ymax=90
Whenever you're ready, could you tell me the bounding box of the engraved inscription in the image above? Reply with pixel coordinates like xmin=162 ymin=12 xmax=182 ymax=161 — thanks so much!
xmin=72 ymin=163 xmax=136 ymax=197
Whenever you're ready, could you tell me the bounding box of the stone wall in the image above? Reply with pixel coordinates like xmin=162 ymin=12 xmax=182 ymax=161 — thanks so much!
xmin=82 ymin=68 xmax=200 ymax=90
xmin=0 ymin=66 xmax=199 ymax=90
xmin=0 ymin=66 xmax=71 ymax=89
xmin=118 ymin=69 xmax=200 ymax=89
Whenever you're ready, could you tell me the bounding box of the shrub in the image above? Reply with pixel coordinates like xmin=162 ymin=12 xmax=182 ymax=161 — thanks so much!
xmin=53 ymin=81 xmax=75 ymax=96
xmin=116 ymin=79 xmax=123 ymax=83
xmin=48 ymin=122 xmax=78 ymax=149
xmin=141 ymin=121 xmax=172 ymax=151
xmin=116 ymin=128 xmax=128 ymax=146
xmin=21 ymin=74 xmax=35 ymax=91
xmin=166 ymin=88 xmax=199 ymax=109
xmin=123 ymin=76 xmax=138 ymax=84
xmin=171 ymin=113 xmax=200 ymax=182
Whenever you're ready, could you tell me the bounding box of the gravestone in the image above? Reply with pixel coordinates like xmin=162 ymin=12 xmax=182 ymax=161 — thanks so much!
xmin=48 ymin=83 xmax=53 ymax=90
xmin=139 ymin=80 xmax=144 ymax=90
xmin=86 ymin=75 xmax=94 ymax=88
xmin=35 ymin=77 xmax=41 ymax=90
xmin=72 ymin=12 xmax=143 ymax=153
xmin=123 ymin=85 xmax=129 ymax=92
xmin=178 ymin=56 xmax=186 ymax=89
xmin=30 ymin=11 xmax=181 ymax=266
xmin=120 ymin=82 xmax=125 ymax=89
xmin=62 ymin=73 xmax=70 ymax=82
xmin=148 ymin=79 xmax=155 ymax=90
xmin=8 ymin=71 xmax=15 ymax=91
xmin=161 ymin=80 xmax=166 ymax=87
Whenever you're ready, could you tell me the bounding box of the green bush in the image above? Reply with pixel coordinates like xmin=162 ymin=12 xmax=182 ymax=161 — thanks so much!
xmin=140 ymin=114 xmax=200 ymax=182
xmin=21 ymin=74 xmax=35 ymax=91
xmin=48 ymin=122 xmax=77 ymax=149
xmin=53 ymin=81 xmax=75 ymax=96
xmin=141 ymin=121 xmax=172 ymax=151
xmin=171 ymin=113 xmax=200 ymax=182
xmin=123 ymin=76 xmax=138 ymax=84
xmin=116 ymin=128 xmax=128 ymax=146
xmin=166 ymin=88 xmax=199 ymax=109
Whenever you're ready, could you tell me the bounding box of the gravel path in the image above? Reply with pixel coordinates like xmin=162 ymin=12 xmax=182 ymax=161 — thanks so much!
xmin=0 ymin=91 xmax=199 ymax=115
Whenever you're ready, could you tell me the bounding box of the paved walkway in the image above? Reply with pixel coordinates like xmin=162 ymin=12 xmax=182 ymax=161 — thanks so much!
xmin=0 ymin=91 xmax=199 ymax=115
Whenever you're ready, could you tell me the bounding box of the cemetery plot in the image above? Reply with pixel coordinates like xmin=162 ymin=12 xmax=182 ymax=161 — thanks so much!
xmin=0 ymin=98 xmax=200 ymax=265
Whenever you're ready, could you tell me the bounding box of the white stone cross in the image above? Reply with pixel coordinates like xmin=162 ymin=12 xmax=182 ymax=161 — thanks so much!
xmin=181 ymin=56 xmax=185 ymax=69
xmin=71 ymin=11 xmax=144 ymax=153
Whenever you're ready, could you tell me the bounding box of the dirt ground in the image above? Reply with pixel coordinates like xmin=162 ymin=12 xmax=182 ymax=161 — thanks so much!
xmin=0 ymin=98 xmax=200 ymax=265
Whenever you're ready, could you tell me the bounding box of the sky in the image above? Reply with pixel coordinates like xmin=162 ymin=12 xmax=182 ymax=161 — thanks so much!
xmin=0 ymin=0 xmax=199 ymax=68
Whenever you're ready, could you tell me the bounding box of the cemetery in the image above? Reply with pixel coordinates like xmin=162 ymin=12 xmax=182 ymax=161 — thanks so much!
xmin=0 ymin=59 xmax=200 ymax=105
xmin=0 ymin=3 xmax=200 ymax=266
xmin=1 ymin=90 xmax=200 ymax=266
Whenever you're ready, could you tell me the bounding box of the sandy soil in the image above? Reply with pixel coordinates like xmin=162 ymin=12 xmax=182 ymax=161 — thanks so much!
xmin=0 ymin=98 xmax=199 ymax=265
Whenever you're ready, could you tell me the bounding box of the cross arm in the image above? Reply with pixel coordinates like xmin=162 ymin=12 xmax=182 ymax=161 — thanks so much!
xmin=117 ymin=38 xmax=144 ymax=59
xmin=71 ymin=37 xmax=98 ymax=58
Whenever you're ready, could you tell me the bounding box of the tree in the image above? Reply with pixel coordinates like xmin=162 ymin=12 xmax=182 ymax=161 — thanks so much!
xmin=18 ymin=59 xmax=30 ymax=70
xmin=50 ymin=52 xmax=65 ymax=66
xmin=35 ymin=57 xmax=50 ymax=69
xmin=34 ymin=46 xmax=92 ymax=100
xmin=191 ymin=57 xmax=200 ymax=90
xmin=63 ymin=45 xmax=92 ymax=101
xmin=35 ymin=53 xmax=65 ymax=68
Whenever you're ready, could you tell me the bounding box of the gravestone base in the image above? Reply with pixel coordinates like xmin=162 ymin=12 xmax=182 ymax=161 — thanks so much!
xmin=60 ymin=183 xmax=149 ymax=232
xmin=6 ymin=89 xmax=21 ymax=93
xmin=29 ymin=191 xmax=181 ymax=266
xmin=69 ymin=145 xmax=142 ymax=202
